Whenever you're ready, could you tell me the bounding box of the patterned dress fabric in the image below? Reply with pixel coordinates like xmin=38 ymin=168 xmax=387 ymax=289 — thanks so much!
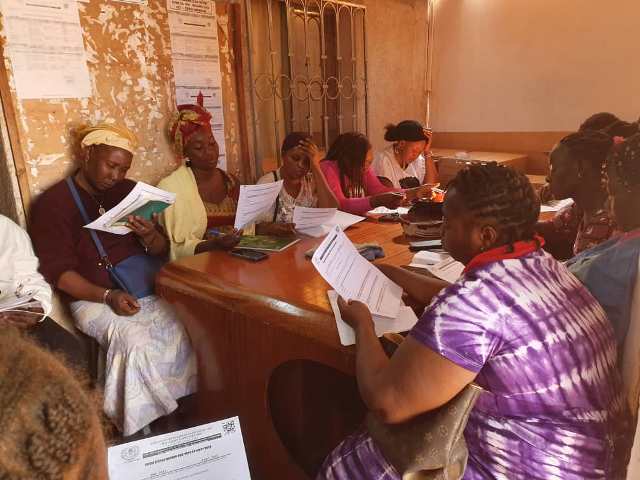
xmin=318 ymin=250 xmax=627 ymax=480
xmin=70 ymin=296 xmax=197 ymax=436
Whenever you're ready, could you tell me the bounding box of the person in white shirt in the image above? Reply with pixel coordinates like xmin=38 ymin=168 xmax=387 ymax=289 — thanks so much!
xmin=0 ymin=213 xmax=85 ymax=367
xmin=372 ymin=120 xmax=438 ymax=188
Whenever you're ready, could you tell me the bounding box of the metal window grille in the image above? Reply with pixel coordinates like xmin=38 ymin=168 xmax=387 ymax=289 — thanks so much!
xmin=246 ymin=0 xmax=368 ymax=170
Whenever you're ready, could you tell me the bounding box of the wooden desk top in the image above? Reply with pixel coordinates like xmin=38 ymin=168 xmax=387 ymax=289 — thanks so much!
xmin=157 ymin=220 xmax=413 ymax=349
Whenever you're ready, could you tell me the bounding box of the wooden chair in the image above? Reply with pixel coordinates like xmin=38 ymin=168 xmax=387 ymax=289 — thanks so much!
xmin=623 ymin=256 xmax=640 ymax=477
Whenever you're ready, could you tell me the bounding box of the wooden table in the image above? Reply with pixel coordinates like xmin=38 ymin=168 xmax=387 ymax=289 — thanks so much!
xmin=156 ymin=221 xmax=412 ymax=480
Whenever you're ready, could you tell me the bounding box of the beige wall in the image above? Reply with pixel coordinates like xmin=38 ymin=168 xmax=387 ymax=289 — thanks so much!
xmin=431 ymin=0 xmax=640 ymax=133
xmin=366 ymin=0 xmax=429 ymax=151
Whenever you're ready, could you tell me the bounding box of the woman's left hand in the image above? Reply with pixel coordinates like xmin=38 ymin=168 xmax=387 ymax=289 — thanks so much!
xmin=127 ymin=213 xmax=159 ymax=244
xmin=337 ymin=296 xmax=373 ymax=331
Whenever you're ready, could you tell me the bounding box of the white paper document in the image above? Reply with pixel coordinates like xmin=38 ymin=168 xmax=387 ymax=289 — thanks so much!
xmin=312 ymin=225 xmax=402 ymax=318
xmin=108 ymin=417 xmax=251 ymax=480
xmin=328 ymin=290 xmax=418 ymax=346
xmin=0 ymin=0 xmax=92 ymax=99
xmin=367 ymin=206 xmax=410 ymax=215
xmin=425 ymin=257 xmax=465 ymax=283
xmin=294 ymin=207 xmax=364 ymax=237
xmin=409 ymin=250 xmax=450 ymax=268
xmin=234 ymin=180 xmax=284 ymax=230
xmin=0 ymin=294 xmax=41 ymax=313
xmin=84 ymin=182 xmax=176 ymax=235
xmin=540 ymin=198 xmax=573 ymax=213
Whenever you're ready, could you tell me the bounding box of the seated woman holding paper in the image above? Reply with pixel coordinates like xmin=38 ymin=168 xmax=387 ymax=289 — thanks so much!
xmin=158 ymin=104 xmax=242 ymax=260
xmin=320 ymin=132 xmax=431 ymax=216
xmin=318 ymin=164 xmax=627 ymax=479
xmin=372 ymin=120 xmax=438 ymax=189
xmin=536 ymin=130 xmax=619 ymax=259
xmin=29 ymin=124 xmax=197 ymax=437
xmin=254 ymin=132 xmax=338 ymax=236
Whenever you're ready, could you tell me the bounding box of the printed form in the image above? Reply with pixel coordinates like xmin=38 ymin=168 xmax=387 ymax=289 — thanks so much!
xmin=294 ymin=207 xmax=364 ymax=237
xmin=234 ymin=180 xmax=284 ymax=230
xmin=108 ymin=416 xmax=251 ymax=480
xmin=312 ymin=225 xmax=402 ymax=318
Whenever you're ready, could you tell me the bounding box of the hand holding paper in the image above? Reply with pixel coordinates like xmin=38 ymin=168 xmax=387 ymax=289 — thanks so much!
xmin=311 ymin=225 xmax=402 ymax=318
xmin=234 ymin=180 xmax=284 ymax=230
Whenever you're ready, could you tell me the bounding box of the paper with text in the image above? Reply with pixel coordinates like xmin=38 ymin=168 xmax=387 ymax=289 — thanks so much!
xmin=408 ymin=250 xmax=450 ymax=268
xmin=540 ymin=198 xmax=573 ymax=213
xmin=234 ymin=180 xmax=284 ymax=230
xmin=83 ymin=182 xmax=175 ymax=235
xmin=425 ymin=257 xmax=465 ymax=283
xmin=294 ymin=208 xmax=364 ymax=237
xmin=108 ymin=417 xmax=251 ymax=480
xmin=311 ymin=225 xmax=402 ymax=318
xmin=328 ymin=290 xmax=418 ymax=346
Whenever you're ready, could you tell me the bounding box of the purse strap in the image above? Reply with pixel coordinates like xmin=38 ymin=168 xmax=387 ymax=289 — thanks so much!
xmin=65 ymin=176 xmax=114 ymax=268
xmin=272 ymin=170 xmax=280 ymax=223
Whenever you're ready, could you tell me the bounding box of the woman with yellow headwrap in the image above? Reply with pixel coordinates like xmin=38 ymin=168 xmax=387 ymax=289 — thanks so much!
xmin=158 ymin=104 xmax=243 ymax=261
xmin=29 ymin=123 xmax=197 ymax=437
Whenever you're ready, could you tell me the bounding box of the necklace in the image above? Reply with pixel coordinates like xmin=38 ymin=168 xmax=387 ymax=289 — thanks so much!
xmin=75 ymin=173 xmax=106 ymax=215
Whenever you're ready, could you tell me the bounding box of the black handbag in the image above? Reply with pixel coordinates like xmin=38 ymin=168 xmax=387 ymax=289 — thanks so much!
xmin=66 ymin=177 xmax=164 ymax=299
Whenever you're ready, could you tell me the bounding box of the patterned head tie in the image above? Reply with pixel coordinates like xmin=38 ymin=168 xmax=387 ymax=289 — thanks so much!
xmin=168 ymin=104 xmax=213 ymax=159
xmin=79 ymin=123 xmax=138 ymax=154
xmin=607 ymin=133 xmax=640 ymax=193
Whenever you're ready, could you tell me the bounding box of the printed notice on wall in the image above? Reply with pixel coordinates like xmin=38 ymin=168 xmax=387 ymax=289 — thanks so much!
xmin=168 ymin=0 xmax=227 ymax=169
xmin=0 ymin=0 xmax=91 ymax=99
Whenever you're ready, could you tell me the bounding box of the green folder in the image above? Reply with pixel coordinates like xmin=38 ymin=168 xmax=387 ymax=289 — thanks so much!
xmin=236 ymin=235 xmax=300 ymax=252
xmin=111 ymin=200 xmax=172 ymax=227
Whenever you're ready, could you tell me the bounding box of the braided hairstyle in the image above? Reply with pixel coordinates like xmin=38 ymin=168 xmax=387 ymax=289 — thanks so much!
xmin=557 ymin=130 xmax=614 ymax=176
xmin=325 ymin=132 xmax=371 ymax=198
xmin=579 ymin=112 xmax=620 ymax=132
xmin=607 ymin=133 xmax=640 ymax=194
xmin=448 ymin=163 xmax=540 ymax=246
xmin=0 ymin=328 xmax=103 ymax=480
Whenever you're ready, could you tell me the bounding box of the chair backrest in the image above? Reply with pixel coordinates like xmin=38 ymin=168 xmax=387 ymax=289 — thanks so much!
xmin=623 ymin=256 xmax=640 ymax=478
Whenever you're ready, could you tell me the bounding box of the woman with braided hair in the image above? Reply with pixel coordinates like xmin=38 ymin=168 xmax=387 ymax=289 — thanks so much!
xmin=318 ymin=164 xmax=626 ymax=479
xmin=0 ymin=328 xmax=107 ymax=479
xmin=536 ymin=130 xmax=619 ymax=259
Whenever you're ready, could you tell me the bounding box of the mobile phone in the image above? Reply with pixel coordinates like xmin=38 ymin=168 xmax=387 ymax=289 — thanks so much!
xmin=230 ymin=248 xmax=269 ymax=262
xmin=409 ymin=239 xmax=442 ymax=251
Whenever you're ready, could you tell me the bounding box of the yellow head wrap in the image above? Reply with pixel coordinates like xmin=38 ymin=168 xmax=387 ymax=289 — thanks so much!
xmin=79 ymin=123 xmax=138 ymax=154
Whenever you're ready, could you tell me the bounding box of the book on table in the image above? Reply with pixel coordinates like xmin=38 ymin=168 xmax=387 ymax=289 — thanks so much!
xmin=236 ymin=235 xmax=300 ymax=252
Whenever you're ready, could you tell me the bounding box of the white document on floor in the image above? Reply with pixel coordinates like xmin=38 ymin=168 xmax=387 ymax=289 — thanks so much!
xmin=108 ymin=417 xmax=251 ymax=480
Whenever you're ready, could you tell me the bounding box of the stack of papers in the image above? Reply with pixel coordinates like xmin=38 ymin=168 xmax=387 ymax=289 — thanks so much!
xmin=540 ymin=198 xmax=573 ymax=213
xmin=311 ymin=225 xmax=402 ymax=318
xmin=368 ymin=206 xmax=410 ymax=215
xmin=234 ymin=180 xmax=284 ymax=230
xmin=328 ymin=290 xmax=418 ymax=346
xmin=409 ymin=250 xmax=450 ymax=268
xmin=84 ymin=182 xmax=176 ymax=235
xmin=293 ymin=206 xmax=365 ymax=237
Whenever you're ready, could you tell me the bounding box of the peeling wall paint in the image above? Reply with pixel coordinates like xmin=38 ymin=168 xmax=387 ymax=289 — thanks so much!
xmin=1 ymin=0 xmax=243 ymax=204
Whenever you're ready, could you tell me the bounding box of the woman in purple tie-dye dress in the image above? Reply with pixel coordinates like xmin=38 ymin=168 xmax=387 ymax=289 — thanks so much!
xmin=319 ymin=164 xmax=628 ymax=479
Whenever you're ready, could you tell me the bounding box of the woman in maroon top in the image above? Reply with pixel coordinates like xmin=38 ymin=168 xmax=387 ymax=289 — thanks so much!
xmin=29 ymin=124 xmax=197 ymax=437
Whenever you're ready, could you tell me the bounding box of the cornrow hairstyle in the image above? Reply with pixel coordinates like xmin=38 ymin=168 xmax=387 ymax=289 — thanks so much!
xmin=0 ymin=328 xmax=102 ymax=480
xmin=579 ymin=112 xmax=620 ymax=132
xmin=557 ymin=130 xmax=614 ymax=174
xmin=607 ymin=133 xmax=640 ymax=193
xmin=448 ymin=163 xmax=540 ymax=246
xmin=325 ymin=132 xmax=371 ymax=198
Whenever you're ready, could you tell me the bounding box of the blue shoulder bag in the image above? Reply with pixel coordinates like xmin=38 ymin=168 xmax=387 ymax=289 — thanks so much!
xmin=66 ymin=177 xmax=164 ymax=299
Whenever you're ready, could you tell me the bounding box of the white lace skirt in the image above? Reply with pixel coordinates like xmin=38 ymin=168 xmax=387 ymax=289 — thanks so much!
xmin=70 ymin=295 xmax=197 ymax=436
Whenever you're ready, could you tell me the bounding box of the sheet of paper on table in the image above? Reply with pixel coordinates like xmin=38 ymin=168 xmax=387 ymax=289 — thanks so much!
xmin=367 ymin=206 xmax=410 ymax=215
xmin=294 ymin=207 xmax=365 ymax=237
xmin=234 ymin=180 xmax=284 ymax=230
xmin=540 ymin=198 xmax=574 ymax=213
xmin=108 ymin=416 xmax=251 ymax=480
xmin=83 ymin=182 xmax=176 ymax=235
xmin=311 ymin=225 xmax=402 ymax=318
xmin=328 ymin=290 xmax=418 ymax=346
xmin=408 ymin=250 xmax=450 ymax=268
xmin=424 ymin=257 xmax=465 ymax=283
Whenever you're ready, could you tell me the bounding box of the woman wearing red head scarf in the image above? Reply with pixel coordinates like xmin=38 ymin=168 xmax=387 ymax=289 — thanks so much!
xmin=159 ymin=104 xmax=242 ymax=260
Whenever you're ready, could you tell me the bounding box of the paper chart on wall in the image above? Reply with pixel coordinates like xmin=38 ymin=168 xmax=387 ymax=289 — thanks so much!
xmin=168 ymin=0 xmax=227 ymax=169
xmin=0 ymin=0 xmax=91 ymax=99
